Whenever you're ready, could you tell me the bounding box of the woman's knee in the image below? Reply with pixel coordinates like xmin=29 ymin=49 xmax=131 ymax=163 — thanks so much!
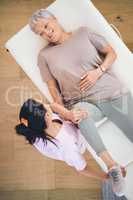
xmin=73 ymin=101 xmax=104 ymax=122
xmin=73 ymin=102 xmax=91 ymax=117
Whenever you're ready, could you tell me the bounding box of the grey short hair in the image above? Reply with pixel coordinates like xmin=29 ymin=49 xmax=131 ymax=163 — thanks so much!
xmin=29 ymin=9 xmax=56 ymax=33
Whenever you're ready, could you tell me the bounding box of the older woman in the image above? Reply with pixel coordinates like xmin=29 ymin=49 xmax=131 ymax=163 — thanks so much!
xmin=28 ymin=9 xmax=133 ymax=196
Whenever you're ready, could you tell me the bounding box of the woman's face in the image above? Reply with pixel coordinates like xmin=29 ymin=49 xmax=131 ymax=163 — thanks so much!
xmin=34 ymin=18 xmax=63 ymax=43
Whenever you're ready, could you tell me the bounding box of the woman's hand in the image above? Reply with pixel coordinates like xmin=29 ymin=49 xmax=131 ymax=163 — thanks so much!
xmin=51 ymin=102 xmax=88 ymax=123
xmin=79 ymin=68 xmax=103 ymax=91
xmin=66 ymin=108 xmax=88 ymax=124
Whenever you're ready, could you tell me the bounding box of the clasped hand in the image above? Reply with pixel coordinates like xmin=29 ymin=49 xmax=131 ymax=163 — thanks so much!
xmin=67 ymin=108 xmax=88 ymax=124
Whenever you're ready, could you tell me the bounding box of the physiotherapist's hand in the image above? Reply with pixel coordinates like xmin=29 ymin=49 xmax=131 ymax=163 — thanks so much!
xmin=79 ymin=68 xmax=103 ymax=91
xmin=67 ymin=108 xmax=88 ymax=124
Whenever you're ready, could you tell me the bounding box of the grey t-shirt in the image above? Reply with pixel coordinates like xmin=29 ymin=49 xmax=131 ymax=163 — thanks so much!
xmin=38 ymin=27 xmax=126 ymax=108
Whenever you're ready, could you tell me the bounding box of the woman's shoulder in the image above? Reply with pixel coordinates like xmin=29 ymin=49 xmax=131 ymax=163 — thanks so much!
xmin=73 ymin=26 xmax=95 ymax=40
xmin=76 ymin=26 xmax=92 ymax=34
xmin=38 ymin=43 xmax=57 ymax=61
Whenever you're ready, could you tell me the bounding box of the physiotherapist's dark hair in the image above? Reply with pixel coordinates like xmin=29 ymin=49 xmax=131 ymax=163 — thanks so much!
xmin=15 ymin=98 xmax=57 ymax=146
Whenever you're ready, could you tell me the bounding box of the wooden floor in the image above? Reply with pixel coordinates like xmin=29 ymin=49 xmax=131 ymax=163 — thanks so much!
xmin=0 ymin=0 xmax=133 ymax=199
xmin=0 ymin=189 xmax=102 ymax=200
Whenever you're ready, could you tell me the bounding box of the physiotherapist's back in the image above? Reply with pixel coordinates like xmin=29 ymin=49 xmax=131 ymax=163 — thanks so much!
xmin=33 ymin=113 xmax=87 ymax=171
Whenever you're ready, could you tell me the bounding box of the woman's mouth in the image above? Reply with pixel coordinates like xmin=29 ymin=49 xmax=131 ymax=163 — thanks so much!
xmin=49 ymin=34 xmax=57 ymax=42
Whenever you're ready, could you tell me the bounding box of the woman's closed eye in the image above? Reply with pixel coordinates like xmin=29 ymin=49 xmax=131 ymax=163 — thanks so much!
xmin=39 ymin=24 xmax=48 ymax=36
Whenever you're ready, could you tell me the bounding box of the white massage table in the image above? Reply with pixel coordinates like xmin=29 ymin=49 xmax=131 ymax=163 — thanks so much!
xmin=5 ymin=0 xmax=133 ymax=199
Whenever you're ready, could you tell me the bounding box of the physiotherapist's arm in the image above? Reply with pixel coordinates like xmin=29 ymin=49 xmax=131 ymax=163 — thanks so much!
xmin=50 ymin=102 xmax=71 ymax=120
xmin=47 ymin=79 xmax=64 ymax=105
xmin=50 ymin=102 xmax=88 ymax=123
xmin=78 ymin=164 xmax=108 ymax=181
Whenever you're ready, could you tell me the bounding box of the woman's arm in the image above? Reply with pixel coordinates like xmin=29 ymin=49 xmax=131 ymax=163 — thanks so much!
xmin=98 ymin=44 xmax=117 ymax=73
xmin=79 ymin=45 xmax=117 ymax=91
xmin=38 ymin=52 xmax=63 ymax=103
xmin=86 ymin=28 xmax=117 ymax=73
xmin=47 ymin=79 xmax=64 ymax=105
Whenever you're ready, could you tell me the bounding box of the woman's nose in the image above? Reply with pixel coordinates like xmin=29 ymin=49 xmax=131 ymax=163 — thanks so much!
xmin=45 ymin=27 xmax=53 ymax=36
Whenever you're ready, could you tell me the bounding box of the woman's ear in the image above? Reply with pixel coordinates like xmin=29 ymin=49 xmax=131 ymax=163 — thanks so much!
xmin=44 ymin=112 xmax=51 ymax=126
xmin=45 ymin=112 xmax=49 ymax=121
xmin=20 ymin=118 xmax=28 ymax=127
xmin=44 ymin=103 xmax=52 ymax=113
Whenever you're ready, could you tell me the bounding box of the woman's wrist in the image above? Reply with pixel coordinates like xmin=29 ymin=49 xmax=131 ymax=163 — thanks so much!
xmin=64 ymin=110 xmax=72 ymax=121
xmin=96 ymin=68 xmax=103 ymax=77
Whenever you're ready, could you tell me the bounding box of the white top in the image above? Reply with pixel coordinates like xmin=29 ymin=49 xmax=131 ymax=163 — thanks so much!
xmin=33 ymin=113 xmax=87 ymax=171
